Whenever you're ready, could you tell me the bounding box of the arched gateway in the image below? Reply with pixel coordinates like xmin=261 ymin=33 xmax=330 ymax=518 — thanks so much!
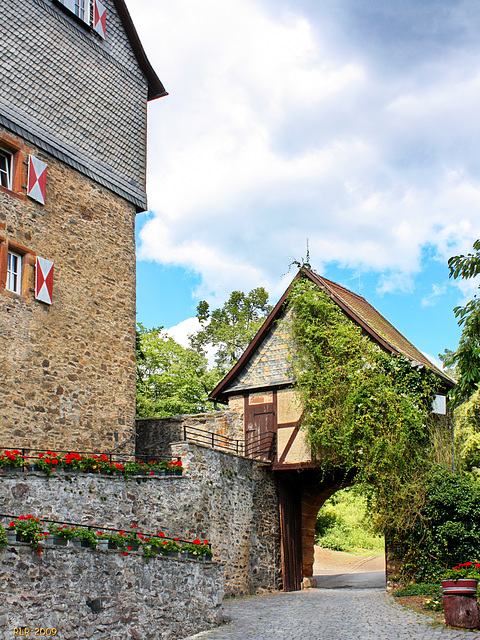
xmin=209 ymin=267 xmax=455 ymax=591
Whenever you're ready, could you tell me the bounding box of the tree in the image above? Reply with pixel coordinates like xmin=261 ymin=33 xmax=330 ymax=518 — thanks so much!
xmin=189 ymin=288 xmax=272 ymax=371
xmin=136 ymin=324 xmax=221 ymax=418
xmin=445 ymin=239 xmax=480 ymax=406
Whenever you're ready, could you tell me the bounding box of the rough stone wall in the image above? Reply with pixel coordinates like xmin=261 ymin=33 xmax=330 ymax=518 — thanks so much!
xmin=136 ymin=410 xmax=245 ymax=458
xmin=0 ymin=544 xmax=223 ymax=639
xmin=0 ymin=127 xmax=137 ymax=454
xmin=0 ymin=442 xmax=281 ymax=596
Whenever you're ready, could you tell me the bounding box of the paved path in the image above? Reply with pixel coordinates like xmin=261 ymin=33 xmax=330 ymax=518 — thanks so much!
xmin=314 ymin=570 xmax=386 ymax=588
xmin=184 ymin=589 xmax=480 ymax=640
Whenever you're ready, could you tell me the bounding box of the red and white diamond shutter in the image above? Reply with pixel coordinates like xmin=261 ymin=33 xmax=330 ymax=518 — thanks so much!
xmin=27 ymin=155 xmax=48 ymax=205
xmin=93 ymin=0 xmax=106 ymax=38
xmin=35 ymin=257 xmax=54 ymax=305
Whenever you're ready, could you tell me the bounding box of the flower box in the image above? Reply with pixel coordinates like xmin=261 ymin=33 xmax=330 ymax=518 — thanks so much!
xmin=52 ymin=535 xmax=68 ymax=547
xmin=6 ymin=531 xmax=19 ymax=544
xmin=70 ymin=537 xmax=90 ymax=548
xmin=97 ymin=539 xmax=109 ymax=551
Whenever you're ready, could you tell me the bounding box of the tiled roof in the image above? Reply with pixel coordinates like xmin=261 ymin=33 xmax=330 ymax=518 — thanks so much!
xmin=210 ymin=267 xmax=455 ymax=402
xmin=309 ymin=271 xmax=453 ymax=382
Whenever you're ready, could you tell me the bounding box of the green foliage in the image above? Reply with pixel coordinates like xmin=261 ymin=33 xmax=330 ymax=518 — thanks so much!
xmin=392 ymin=583 xmax=441 ymax=597
xmin=453 ymin=389 xmax=480 ymax=471
xmin=315 ymin=488 xmax=385 ymax=554
xmin=189 ymin=288 xmax=272 ymax=371
xmin=394 ymin=468 xmax=480 ymax=580
xmin=445 ymin=239 xmax=480 ymax=406
xmin=136 ymin=324 xmax=221 ymax=417
xmin=287 ymin=277 xmax=440 ymax=538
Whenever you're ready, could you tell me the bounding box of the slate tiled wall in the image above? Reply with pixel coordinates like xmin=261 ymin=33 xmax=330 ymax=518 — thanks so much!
xmin=0 ymin=0 xmax=149 ymax=208
xmin=225 ymin=308 xmax=295 ymax=393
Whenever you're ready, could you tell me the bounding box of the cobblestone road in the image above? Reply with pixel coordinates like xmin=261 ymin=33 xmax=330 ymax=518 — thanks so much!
xmin=185 ymin=589 xmax=480 ymax=640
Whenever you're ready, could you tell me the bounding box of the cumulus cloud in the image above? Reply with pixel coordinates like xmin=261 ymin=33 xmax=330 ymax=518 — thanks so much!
xmin=130 ymin=0 xmax=480 ymax=307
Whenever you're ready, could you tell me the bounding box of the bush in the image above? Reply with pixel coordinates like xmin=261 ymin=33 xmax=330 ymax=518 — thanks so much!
xmin=393 ymin=467 xmax=480 ymax=580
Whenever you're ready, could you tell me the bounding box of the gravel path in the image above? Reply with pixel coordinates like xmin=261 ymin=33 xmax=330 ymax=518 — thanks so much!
xmin=184 ymin=588 xmax=480 ymax=640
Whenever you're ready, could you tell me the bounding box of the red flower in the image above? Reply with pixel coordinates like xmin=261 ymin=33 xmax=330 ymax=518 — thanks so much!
xmin=193 ymin=539 xmax=200 ymax=545
xmin=158 ymin=532 xmax=165 ymax=537
xmin=38 ymin=453 xmax=44 ymax=458
xmin=130 ymin=524 xmax=137 ymax=528
xmin=203 ymin=540 xmax=209 ymax=545
xmin=101 ymin=454 xmax=109 ymax=462
xmin=127 ymin=546 xmax=132 ymax=551
xmin=123 ymin=551 xmax=128 ymax=556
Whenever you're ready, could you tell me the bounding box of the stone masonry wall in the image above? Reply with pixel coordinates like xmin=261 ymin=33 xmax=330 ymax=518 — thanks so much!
xmin=0 ymin=126 xmax=137 ymax=454
xmin=0 ymin=442 xmax=281 ymax=597
xmin=136 ymin=411 xmax=245 ymax=458
xmin=0 ymin=544 xmax=223 ymax=639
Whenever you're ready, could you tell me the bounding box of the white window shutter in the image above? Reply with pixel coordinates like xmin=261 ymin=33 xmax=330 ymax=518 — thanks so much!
xmin=93 ymin=0 xmax=106 ymax=38
xmin=57 ymin=0 xmax=76 ymax=12
xmin=35 ymin=257 xmax=54 ymax=305
xmin=27 ymin=155 xmax=48 ymax=205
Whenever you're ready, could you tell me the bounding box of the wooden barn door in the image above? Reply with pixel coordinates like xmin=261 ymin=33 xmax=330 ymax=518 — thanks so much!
xmin=245 ymin=391 xmax=276 ymax=459
xmin=277 ymin=475 xmax=302 ymax=591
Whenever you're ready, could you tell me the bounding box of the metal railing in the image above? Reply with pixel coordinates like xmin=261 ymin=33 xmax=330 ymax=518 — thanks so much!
xmin=0 ymin=446 xmax=179 ymax=468
xmin=181 ymin=425 xmax=276 ymax=463
xmin=0 ymin=513 xmax=209 ymax=549
xmin=245 ymin=431 xmax=277 ymax=462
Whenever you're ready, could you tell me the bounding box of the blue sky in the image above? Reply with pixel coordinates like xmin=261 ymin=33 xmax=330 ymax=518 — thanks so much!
xmin=131 ymin=0 xmax=480 ymax=366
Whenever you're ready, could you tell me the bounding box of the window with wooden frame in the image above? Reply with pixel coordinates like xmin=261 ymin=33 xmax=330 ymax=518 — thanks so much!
xmin=0 ymin=134 xmax=27 ymax=199
xmin=0 ymin=239 xmax=35 ymax=298
xmin=0 ymin=148 xmax=13 ymax=190
xmin=6 ymin=250 xmax=22 ymax=294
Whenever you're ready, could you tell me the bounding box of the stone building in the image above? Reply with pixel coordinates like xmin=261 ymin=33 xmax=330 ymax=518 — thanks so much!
xmin=0 ymin=0 xmax=165 ymax=453
xmin=210 ymin=266 xmax=455 ymax=590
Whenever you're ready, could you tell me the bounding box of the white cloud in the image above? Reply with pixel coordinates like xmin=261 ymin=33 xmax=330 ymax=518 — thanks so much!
xmin=130 ymin=0 xmax=480 ymax=305
xmin=165 ymin=317 xmax=218 ymax=367
xmin=421 ymin=284 xmax=447 ymax=307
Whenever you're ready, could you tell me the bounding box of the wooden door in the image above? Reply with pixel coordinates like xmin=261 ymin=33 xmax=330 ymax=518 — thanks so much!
xmin=278 ymin=475 xmax=302 ymax=591
xmin=245 ymin=392 xmax=276 ymax=459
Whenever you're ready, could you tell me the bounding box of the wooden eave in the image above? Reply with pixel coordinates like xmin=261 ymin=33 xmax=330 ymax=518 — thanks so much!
xmin=113 ymin=0 xmax=167 ymax=101
xmin=209 ymin=267 xmax=455 ymax=403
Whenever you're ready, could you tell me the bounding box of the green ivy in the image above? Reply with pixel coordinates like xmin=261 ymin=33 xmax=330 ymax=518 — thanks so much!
xmin=286 ymin=277 xmax=442 ymax=538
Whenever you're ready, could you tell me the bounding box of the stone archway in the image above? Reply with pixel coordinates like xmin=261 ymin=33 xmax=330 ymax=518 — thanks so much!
xmin=276 ymin=468 xmax=354 ymax=591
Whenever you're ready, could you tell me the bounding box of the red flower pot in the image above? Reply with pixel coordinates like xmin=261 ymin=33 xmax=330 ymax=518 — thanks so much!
xmin=442 ymin=579 xmax=478 ymax=595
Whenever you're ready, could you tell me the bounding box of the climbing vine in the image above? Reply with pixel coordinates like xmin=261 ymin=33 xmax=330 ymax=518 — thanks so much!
xmin=286 ymin=277 xmax=442 ymax=537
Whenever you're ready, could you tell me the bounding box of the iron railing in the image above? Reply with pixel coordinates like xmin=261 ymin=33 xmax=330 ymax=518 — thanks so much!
xmin=0 ymin=513 xmax=209 ymax=549
xmin=181 ymin=425 xmax=276 ymax=463
xmin=0 ymin=446 xmax=180 ymax=467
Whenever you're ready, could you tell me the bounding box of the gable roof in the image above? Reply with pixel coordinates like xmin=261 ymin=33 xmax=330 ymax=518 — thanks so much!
xmin=210 ymin=267 xmax=455 ymax=403
xmin=113 ymin=0 xmax=167 ymax=101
